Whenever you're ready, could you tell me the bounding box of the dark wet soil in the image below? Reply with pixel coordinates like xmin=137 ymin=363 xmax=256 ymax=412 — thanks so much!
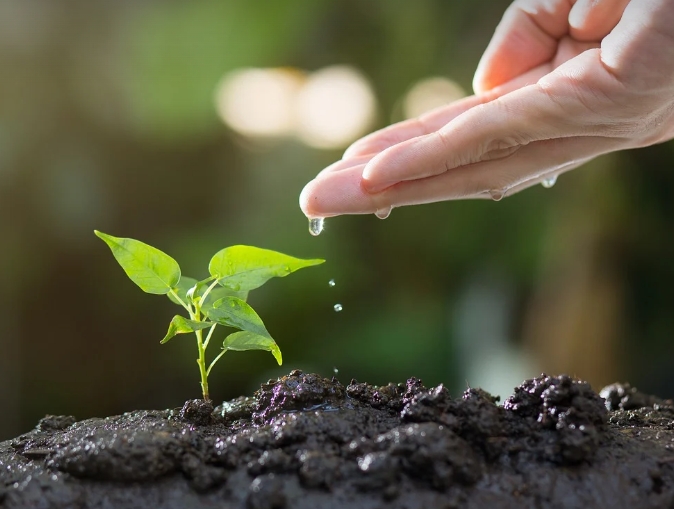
xmin=2 ymin=371 xmax=674 ymax=509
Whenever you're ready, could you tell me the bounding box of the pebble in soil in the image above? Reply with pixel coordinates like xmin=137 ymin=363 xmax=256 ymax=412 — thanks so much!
xmin=2 ymin=372 xmax=674 ymax=509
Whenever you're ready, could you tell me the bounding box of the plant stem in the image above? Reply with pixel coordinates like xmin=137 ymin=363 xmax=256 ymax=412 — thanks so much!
xmin=199 ymin=278 xmax=220 ymax=306
xmin=168 ymin=289 xmax=192 ymax=315
xmin=203 ymin=324 xmax=217 ymax=349
xmin=195 ymin=328 xmax=210 ymax=401
xmin=207 ymin=348 xmax=227 ymax=377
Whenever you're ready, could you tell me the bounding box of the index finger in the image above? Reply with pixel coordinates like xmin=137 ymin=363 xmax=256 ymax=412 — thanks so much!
xmin=342 ymin=94 xmax=485 ymax=159
xmin=342 ymin=67 xmax=544 ymax=163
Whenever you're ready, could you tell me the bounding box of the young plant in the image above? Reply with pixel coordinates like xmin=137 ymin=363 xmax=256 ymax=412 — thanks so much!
xmin=94 ymin=230 xmax=324 ymax=401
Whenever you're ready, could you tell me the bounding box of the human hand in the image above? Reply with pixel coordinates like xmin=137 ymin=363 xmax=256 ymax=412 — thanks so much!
xmin=300 ymin=0 xmax=674 ymax=218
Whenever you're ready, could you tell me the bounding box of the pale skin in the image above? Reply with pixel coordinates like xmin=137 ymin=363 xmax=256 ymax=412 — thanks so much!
xmin=299 ymin=0 xmax=674 ymax=217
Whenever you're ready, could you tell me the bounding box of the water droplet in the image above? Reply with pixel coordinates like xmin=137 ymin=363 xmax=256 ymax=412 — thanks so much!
xmin=333 ymin=303 xmax=343 ymax=312
xmin=328 ymin=279 xmax=336 ymax=287
xmin=333 ymin=367 xmax=339 ymax=374
xmin=308 ymin=217 xmax=324 ymax=236
xmin=541 ymin=175 xmax=558 ymax=188
xmin=374 ymin=207 xmax=392 ymax=219
xmin=489 ymin=189 xmax=504 ymax=201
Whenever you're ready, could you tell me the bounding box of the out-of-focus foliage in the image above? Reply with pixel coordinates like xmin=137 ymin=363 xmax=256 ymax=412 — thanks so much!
xmin=1 ymin=0 xmax=673 ymax=441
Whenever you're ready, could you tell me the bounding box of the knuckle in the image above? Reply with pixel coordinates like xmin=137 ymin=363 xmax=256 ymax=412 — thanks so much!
xmin=631 ymin=102 xmax=674 ymax=146
xmin=444 ymin=100 xmax=532 ymax=168
xmin=481 ymin=138 xmax=524 ymax=161
xmin=477 ymin=100 xmax=532 ymax=160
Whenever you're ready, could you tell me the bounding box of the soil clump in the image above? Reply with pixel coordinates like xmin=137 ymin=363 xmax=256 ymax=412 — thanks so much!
xmin=2 ymin=371 xmax=674 ymax=508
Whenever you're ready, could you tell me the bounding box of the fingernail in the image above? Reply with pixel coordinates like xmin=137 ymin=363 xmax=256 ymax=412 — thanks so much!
xmin=568 ymin=0 xmax=591 ymax=30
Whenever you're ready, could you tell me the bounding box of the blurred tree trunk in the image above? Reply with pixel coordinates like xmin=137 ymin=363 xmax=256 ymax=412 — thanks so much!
xmin=0 ymin=227 xmax=20 ymax=440
xmin=522 ymin=158 xmax=626 ymax=391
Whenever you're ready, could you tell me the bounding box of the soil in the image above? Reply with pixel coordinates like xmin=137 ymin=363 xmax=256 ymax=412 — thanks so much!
xmin=2 ymin=371 xmax=674 ymax=509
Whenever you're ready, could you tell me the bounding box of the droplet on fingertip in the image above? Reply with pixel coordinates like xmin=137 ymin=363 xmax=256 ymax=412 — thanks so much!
xmin=308 ymin=217 xmax=324 ymax=236
xmin=488 ymin=189 xmax=504 ymax=201
xmin=374 ymin=206 xmax=392 ymax=219
xmin=541 ymin=175 xmax=558 ymax=189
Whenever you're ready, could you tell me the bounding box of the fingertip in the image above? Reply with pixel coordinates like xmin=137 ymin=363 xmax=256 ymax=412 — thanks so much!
xmin=567 ymin=0 xmax=589 ymax=31
xmin=343 ymin=134 xmax=381 ymax=159
xmin=301 ymin=178 xmax=344 ymax=218
xmin=472 ymin=55 xmax=492 ymax=94
xmin=316 ymin=156 xmax=372 ymax=178
xmin=361 ymin=178 xmax=393 ymax=194
xmin=568 ymin=0 xmax=631 ymax=41
xmin=472 ymin=73 xmax=488 ymax=95
xmin=361 ymin=150 xmax=396 ymax=193
xmin=299 ymin=179 xmax=319 ymax=217
xmin=298 ymin=178 xmax=340 ymax=218
xmin=299 ymin=168 xmax=380 ymax=216
xmin=342 ymin=141 xmax=366 ymax=159
xmin=362 ymin=133 xmax=449 ymax=192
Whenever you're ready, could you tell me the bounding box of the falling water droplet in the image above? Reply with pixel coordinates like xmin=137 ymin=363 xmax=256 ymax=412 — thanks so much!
xmin=333 ymin=303 xmax=343 ymax=312
xmin=541 ymin=175 xmax=558 ymax=189
xmin=489 ymin=189 xmax=504 ymax=201
xmin=333 ymin=367 xmax=339 ymax=375
xmin=374 ymin=207 xmax=392 ymax=219
xmin=328 ymin=279 xmax=336 ymax=287
xmin=308 ymin=217 xmax=324 ymax=236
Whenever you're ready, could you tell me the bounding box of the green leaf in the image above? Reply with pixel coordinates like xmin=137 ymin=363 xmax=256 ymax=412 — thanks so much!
xmin=204 ymin=297 xmax=270 ymax=338
xmin=223 ymin=331 xmax=282 ymax=365
xmin=95 ymin=231 xmax=181 ymax=295
xmin=200 ymin=286 xmax=249 ymax=310
xmin=168 ymin=276 xmax=198 ymax=306
xmin=161 ymin=315 xmax=213 ymax=344
xmin=208 ymin=245 xmax=324 ymax=291
xmin=168 ymin=277 xmax=248 ymax=309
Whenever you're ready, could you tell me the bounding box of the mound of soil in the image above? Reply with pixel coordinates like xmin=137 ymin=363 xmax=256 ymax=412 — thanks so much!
xmin=2 ymin=371 xmax=674 ymax=508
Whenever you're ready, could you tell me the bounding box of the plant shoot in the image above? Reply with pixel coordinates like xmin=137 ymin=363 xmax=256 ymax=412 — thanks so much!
xmin=95 ymin=231 xmax=324 ymax=400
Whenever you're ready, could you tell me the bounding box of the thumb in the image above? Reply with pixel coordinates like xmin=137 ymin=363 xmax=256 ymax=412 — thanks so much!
xmin=473 ymin=0 xmax=571 ymax=94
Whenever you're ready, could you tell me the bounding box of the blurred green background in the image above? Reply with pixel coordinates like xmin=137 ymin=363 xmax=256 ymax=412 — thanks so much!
xmin=1 ymin=0 xmax=673 ymax=441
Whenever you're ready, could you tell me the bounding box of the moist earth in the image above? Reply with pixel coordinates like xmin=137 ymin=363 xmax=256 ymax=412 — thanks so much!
xmin=1 ymin=372 xmax=674 ymax=509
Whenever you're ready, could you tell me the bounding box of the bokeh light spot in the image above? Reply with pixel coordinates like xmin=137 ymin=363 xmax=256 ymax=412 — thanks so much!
xmin=403 ymin=77 xmax=465 ymax=119
xmin=296 ymin=66 xmax=376 ymax=149
xmin=215 ymin=67 xmax=305 ymax=137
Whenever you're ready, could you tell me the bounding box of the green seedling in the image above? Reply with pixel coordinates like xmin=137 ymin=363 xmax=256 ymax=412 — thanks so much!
xmin=94 ymin=230 xmax=324 ymax=401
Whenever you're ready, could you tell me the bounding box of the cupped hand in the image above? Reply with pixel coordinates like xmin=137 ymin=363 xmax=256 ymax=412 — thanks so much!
xmin=300 ymin=0 xmax=674 ymax=217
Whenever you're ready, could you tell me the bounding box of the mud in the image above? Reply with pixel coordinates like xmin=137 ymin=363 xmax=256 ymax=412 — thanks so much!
xmin=2 ymin=371 xmax=674 ymax=508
